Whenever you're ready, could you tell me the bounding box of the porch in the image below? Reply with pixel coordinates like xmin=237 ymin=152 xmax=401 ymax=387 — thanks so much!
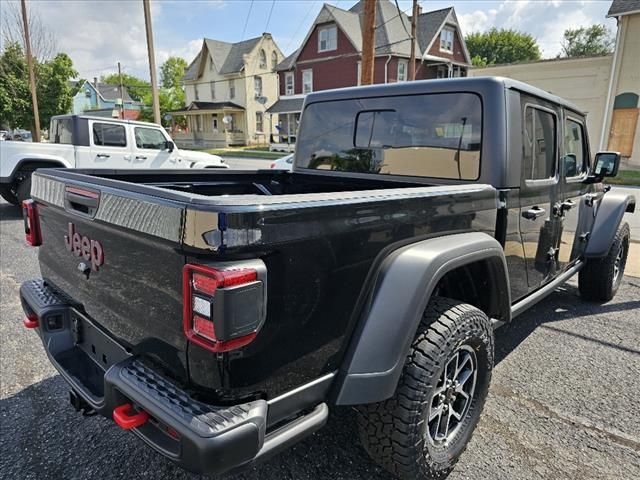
xmin=266 ymin=97 xmax=304 ymax=152
xmin=170 ymin=101 xmax=247 ymax=149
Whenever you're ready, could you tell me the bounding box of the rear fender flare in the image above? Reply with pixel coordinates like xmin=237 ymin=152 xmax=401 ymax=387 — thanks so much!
xmin=585 ymin=193 xmax=636 ymax=258
xmin=9 ymin=157 xmax=70 ymax=181
xmin=333 ymin=232 xmax=510 ymax=405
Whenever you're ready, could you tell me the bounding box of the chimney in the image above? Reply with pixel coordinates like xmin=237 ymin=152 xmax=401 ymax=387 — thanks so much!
xmin=93 ymin=77 xmax=98 ymax=87
xmin=417 ymin=5 xmax=423 ymax=15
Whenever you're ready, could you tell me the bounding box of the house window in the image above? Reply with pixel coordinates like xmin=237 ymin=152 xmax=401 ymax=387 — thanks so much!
xmin=285 ymin=72 xmax=294 ymax=95
xmin=212 ymin=114 xmax=218 ymax=132
xmin=397 ymin=60 xmax=408 ymax=82
xmin=254 ymin=76 xmax=263 ymax=97
xmin=318 ymin=25 xmax=337 ymax=52
xmin=210 ymin=81 xmax=215 ymax=99
xmin=271 ymin=51 xmax=278 ymax=70
xmin=256 ymin=112 xmax=264 ymax=133
xmin=440 ymin=27 xmax=454 ymax=53
xmin=194 ymin=84 xmax=199 ymax=100
xmin=357 ymin=61 xmax=361 ymax=85
xmin=259 ymin=49 xmax=267 ymax=69
xmin=229 ymin=79 xmax=235 ymax=99
xmin=436 ymin=66 xmax=448 ymax=79
xmin=302 ymin=69 xmax=313 ymax=94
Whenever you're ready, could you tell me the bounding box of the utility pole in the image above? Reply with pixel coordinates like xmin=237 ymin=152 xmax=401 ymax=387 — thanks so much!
xmin=360 ymin=0 xmax=376 ymax=85
xmin=21 ymin=0 xmax=40 ymax=142
xmin=143 ymin=0 xmax=161 ymax=124
xmin=409 ymin=0 xmax=418 ymax=81
xmin=117 ymin=62 xmax=124 ymax=119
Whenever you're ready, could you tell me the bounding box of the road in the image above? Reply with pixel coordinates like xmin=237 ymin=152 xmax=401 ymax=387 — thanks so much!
xmin=1 ymin=192 xmax=640 ymax=479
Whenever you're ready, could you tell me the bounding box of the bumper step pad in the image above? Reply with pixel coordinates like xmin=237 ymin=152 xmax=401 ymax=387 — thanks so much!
xmin=20 ymin=279 xmax=75 ymax=318
xmin=115 ymin=359 xmax=266 ymax=438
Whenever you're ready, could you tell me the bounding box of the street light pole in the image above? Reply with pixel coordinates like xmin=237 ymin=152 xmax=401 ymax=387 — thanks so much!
xmin=143 ymin=0 xmax=161 ymax=124
xmin=20 ymin=0 xmax=41 ymax=142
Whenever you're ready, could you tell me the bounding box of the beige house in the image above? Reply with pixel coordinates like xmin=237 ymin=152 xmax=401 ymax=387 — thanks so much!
xmin=471 ymin=0 xmax=640 ymax=167
xmin=602 ymin=0 xmax=640 ymax=161
xmin=173 ymin=33 xmax=284 ymax=148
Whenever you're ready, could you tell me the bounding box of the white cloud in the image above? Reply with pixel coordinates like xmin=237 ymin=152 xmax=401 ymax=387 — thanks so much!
xmin=458 ymin=0 xmax=615 ymax=57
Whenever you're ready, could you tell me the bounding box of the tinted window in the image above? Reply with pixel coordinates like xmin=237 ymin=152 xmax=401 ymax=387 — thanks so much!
xmin=563 ymin=119 xmax=586 ymax=177
xmin=50 ymin=118 xmax=73 ymax=144
xmin=134 ymin=127 xmax=166 ymax=149
xmin=93 ymin=123 xmax=126 ymax=147
xmin=296 ymin=93 xmax=482 ymax=180
xmin=523 ymin=107 xmax=556 ymax=180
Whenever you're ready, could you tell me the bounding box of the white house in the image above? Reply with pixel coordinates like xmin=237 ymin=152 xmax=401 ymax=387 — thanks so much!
xmin=173 ymin=33 xmax=284 ymax=148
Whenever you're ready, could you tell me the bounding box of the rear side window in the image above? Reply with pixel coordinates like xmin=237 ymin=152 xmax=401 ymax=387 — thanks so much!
xmin=93 ymin=123 xmax=126 ymax=147
xmin=134 ymin=127 xmax=167 ymax=150
xmin=50 ymin=118 xmax=73 ymax=144
xmin=523 ymin=106 xmax=556 ymax=180
xmin=563 ymin=118 xmax=587 ymax=178
xmin=296 ymin=93 xmax=482 ymax=180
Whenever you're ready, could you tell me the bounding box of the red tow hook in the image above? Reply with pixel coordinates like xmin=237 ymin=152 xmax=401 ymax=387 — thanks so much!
xmin=23 ymin=314 xmax=39 ymax=329
xmin=113 ymin=403 xmax=150 ymax=430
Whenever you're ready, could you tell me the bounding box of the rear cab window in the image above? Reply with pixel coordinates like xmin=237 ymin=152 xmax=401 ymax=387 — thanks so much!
xmin=295 ymin=93 xmax=482 ymax=180
xmin=523 ymin=105 xmax=557 ymax=182
xmin=50 ymin=118 xmax=74 ymax=144
xmin=93 ymin=123 xmax=127 ymax=147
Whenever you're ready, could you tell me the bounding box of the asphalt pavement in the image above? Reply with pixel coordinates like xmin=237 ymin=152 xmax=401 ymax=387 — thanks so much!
xmin=1 ymin=194 xmax=640 ymax=480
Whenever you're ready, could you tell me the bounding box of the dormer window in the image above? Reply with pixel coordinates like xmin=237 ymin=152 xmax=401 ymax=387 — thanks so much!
xmin=259 ymin=49 xmax=267 ymax=69
xmin=318 ymin=25 xmax=337 ymax=52
xmin=440 ymin=27 xmax=454 ymax=53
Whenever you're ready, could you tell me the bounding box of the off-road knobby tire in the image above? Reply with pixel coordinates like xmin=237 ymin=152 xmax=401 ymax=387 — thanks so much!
xmin=0 ymin=185 xmax=19 ymax=206
xmin=579 ymin=222 xmax=630 ymax=302
xmin=357 ymin=297 xmax=494 ymax=480
xmin=14 ymin=171 xmax=32 ymax=205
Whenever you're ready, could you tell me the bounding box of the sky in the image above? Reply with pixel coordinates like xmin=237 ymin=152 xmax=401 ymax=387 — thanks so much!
xmin=1 ymin=0 xmax=617 ymax=81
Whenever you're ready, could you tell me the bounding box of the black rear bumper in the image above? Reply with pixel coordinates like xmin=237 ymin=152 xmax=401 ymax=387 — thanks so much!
xmin=20 ymin=279 xmax=327 ymax=475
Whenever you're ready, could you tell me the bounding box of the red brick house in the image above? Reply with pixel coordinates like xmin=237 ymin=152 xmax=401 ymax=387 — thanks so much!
xmin=267 ymin=0 xmax=471 ymax=150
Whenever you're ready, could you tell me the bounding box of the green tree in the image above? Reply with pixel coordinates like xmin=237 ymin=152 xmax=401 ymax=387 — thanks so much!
xmin=465 ymin=28 xmax=541 ymax=65
xmin=0 ymin=42 xmax=77 ymax=132
xmin=160 ymin=56 xmax=188 ymax=89
xmin=560 ymin=24 xmax=614 ymax=58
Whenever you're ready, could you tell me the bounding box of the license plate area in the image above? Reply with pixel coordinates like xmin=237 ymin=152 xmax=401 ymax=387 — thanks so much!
xmin=70 ymin=310 xmax=130 ymax=371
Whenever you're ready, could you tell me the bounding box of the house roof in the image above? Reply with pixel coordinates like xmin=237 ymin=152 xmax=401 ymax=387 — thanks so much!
xmin=266 ymin=97 xmax=305 ymax=114
xmin=184 ymin=101 xmax=245 ymax=111
xmin=607 ymin=0 xmax=640 ymax=16
xmin=282 ymin=1 xmax=468 ymax=69
xmin=183 ymin=35 xmax=266 ymax=81
xmin=96 ymin=83 xmax=135 ymax=102
xmin=276 ymin=49 xmax=299 ymax=72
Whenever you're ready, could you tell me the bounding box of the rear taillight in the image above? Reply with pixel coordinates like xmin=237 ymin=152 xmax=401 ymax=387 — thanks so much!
xmin=183 ymin=264 xmax=264 ymax=352
xmin=22 ymin=199 xmax=41 ymax=246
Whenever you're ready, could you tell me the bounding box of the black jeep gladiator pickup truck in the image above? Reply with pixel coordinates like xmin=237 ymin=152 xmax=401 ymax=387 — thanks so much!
xmin=20 ymin=77 xmax=635 ymax=479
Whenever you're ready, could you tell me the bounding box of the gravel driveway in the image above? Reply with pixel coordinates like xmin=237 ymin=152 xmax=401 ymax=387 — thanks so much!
xmin=1 ymin=198 xmax=639 ymax=480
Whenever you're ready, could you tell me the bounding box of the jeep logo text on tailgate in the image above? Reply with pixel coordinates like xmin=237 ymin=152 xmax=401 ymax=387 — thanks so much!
xmin=64 ymin=223 xmax=104 ymax=271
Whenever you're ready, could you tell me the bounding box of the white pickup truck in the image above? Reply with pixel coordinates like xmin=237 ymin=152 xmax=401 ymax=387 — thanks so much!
xmin=0 ymin=115 xmax=227 ymax=205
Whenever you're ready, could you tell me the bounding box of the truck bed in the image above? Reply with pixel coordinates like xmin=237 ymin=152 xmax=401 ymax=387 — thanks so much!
xmin=31 ymin=168 xmax=498 ymax=402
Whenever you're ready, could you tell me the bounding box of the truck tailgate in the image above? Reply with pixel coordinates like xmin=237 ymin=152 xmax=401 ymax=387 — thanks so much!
xmin=32 ymin=172 xmax=189 ymax=380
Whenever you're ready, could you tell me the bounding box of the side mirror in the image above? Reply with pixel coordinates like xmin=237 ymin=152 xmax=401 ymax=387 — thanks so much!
xmin=593 ymin=151 xmax=620 ymax=178
xmin=165 ymin=140 xmax=175 ymax=152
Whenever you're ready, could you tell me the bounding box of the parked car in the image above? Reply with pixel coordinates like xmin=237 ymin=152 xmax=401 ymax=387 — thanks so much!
xmin=0 ymin=115 xmax=227 ymax=205
xmin=0 ymin=130 xmax=9 ymax=141
xmin=19 ymin=78 xmax=634 ymax=479
xmin=270 ymin=153 xmax=293 ymax=170
xmin=12 ymin=130 xmax=33 ymax=142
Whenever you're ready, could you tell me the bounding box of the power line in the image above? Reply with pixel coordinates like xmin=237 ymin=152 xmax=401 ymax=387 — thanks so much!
xmin=240 ymin=0 xmax=254 ymax=42
xmin=282 ymin=0 xmax=319 ymax=54
xmin=394 ymin=0 xmax=412 ymax=39
xmin=264 ymin=0 xmax=276 ymax=32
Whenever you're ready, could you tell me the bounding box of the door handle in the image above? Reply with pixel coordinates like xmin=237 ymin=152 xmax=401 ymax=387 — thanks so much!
xmin=96 ymin=153 xmax=110 ymax=159
xmin=135 ymin=155 xmax=147 ymax=161
xmin=522 ymin=206 xmax=546 ymax=220
xmin=553 ymin=199 xmax=575 ymax=216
